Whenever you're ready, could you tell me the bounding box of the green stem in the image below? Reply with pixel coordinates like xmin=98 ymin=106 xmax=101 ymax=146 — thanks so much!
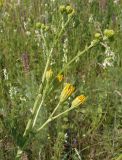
xmin=32 ymin=82 xmax=49 ymax=128
xmin=49 ymin=101 xmax=61 ymax=118
xmin=41 ymin=30 xmax=49 ymax=53
xmin=50 ymin=107 xmax=74 ymax=121
xmin=36 ymin=118 xmax=51 ymax=132
xmin=36 ymin=106 xmax=74 ymax=132
xmin=59 ymin=42 xmax=97 ymax=74
xmin=15 ymin=147 xmax=23 ymax=160
xmin=23 ymin=94 xmax=41 ymax=137
xmin=38 ymin=16 xmax=72 ymax=93
xmin=35 ymin=102 xmax=61 ymax=132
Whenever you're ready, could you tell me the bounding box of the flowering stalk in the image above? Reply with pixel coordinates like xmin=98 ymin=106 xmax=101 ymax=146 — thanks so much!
xmin=36 ymin=103 xmax=72 ymax=133
xmin=38 ymin=15 xmax=73 ymax=93
xmin=29 ymin=16 xmax=73 ymax=129
xmin=36 ymin=95 xmax=86 ymax=132
xmin=22 ymin=16 xmax=72 ymax=137
xmin=15 ymin=17 xmax=73 ymax=160
xmin=36 ymin=103 xmax=79 ymax=132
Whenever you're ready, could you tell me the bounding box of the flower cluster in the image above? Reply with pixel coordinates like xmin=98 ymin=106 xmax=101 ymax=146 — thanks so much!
xmin=93 ymin=29 xmax=115 ymax=47
xmin=35 ymin=22 xmax=49 ymax=31
xmin=102 ymin=47 xmax=115 ymax=69
xmin=59 ymin=4 xmax=75 ymax=16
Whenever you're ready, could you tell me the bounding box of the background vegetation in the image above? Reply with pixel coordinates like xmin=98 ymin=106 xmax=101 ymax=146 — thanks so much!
xmin=0 ymin=0 xmax=122 ymax=160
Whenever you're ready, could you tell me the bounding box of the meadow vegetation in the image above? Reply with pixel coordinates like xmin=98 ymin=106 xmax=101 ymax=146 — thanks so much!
xmin=0 ymin=0 xmax=122 ymax=160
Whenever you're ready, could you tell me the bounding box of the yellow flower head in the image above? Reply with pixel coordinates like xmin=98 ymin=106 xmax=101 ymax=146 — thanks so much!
xmin=57 ymin=74 xmax=64 ymax=82
xmin=60 ymin=83 xmax=75 ymax=102
xmin=71 ymin=95 xmax=87 ymax=108
xmin=46 ymin=69 xmax=53 ymax=81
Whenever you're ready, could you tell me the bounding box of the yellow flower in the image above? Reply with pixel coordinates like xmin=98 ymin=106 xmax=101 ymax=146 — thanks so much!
xmin=71 ymin=95 xmax=87 ymax=108
xmin=57 ymin=74 xmax=64 ymax=82
xmin=60 ymin=83 xmax=75 ymax=102
xmin=46 ymin=69 xmax=53 ymax=81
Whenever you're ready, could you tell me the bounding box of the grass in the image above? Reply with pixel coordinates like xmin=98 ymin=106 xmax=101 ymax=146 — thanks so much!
xmin=0 ymin=0 xmax=122 ymax=160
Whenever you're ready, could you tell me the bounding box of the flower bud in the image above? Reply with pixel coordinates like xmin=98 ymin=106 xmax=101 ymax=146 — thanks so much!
xmin=41 ymin=23 xmax=45 ymax=30
xmin=94 ymin=33 xmax=101 ymax=39
xmin=35 ymin=22 xmax=42 ymax=29
xmin=44 ymin=25 xmax=49 ymax=31
xmin=90 ymin=39 xmax=99 ymax=46
xmin=66 ymin=5 xmax=73 ymax=14
xmin=59 ymin=5 xmax=66 ymax=13
xmin=46 ymin=69 xmax=53 ymax=81
xmin=104 ymin=29 xmax=115 ymax=38
xmin=60 ymin=83 xmax=75 ymax=102
xmin=71 ymin=95 xmax=87 ymax=108
xmin=57 ymin=74 xmax=64 ymax=82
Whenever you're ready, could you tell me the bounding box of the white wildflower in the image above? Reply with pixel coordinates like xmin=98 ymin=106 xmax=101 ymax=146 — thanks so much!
xmin=88 ymin=14 xmax=94 ymax=23
xmin=50 ymin=0 xmax=55 ymax=2
xmin=17 ymin=0 xmax=20 ymax=5
xmin=62 ymin=38 xmax=68 ymax=63
xmin=105 ymin=47 xmax=115 ymax=57
xmin=102 ymin=57 xmax=114 ymax=68
xmin=4 ymin=12 xmax=9 ymax=18
xmin=102 ymin=47 xmax=116 ymax=69
xmin=23 ymin=22 xmax=27 ymax=30
xmin=9 ymin=86 xmax=17 ymax=99
xmin=114 ymin=0 xmax=120 ymax=4
xmin=89 ymin=0 xmax=94 ymax=3
xmin=14 ymin=29 xmax=17 ymax=33
xmin=3 ymin=69 xmax=8 ymax=80
xmin=26 ymin=31 xmax=31 ymax=36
